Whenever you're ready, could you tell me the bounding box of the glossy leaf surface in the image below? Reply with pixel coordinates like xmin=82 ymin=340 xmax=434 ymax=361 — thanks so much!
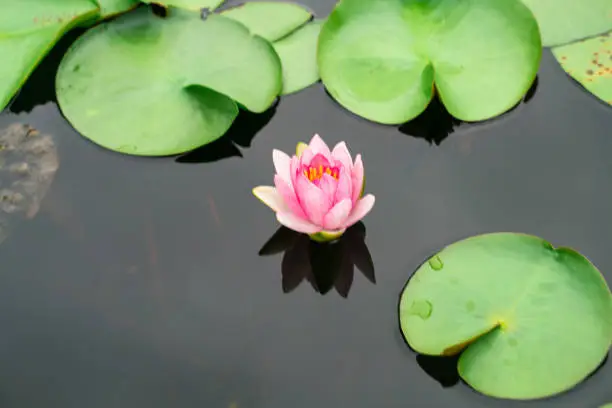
xmin=56 ymin=8 xmax=282 ymax=156
xmin=317 ymin=0 xmax=541 ymax=124
xmin=399 ymin=233 xmax=612 ymax=399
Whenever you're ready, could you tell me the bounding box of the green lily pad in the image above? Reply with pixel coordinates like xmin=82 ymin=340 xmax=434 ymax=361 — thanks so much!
xmin=273 ymin=19 xmax=322 ymax=95
xmin=220 ymin=2 xmax=313 ymax=42
xmin=552 ymin=31 xmax=612 ymax=106
xmin=520 ymin=0 xmax=612 ymax=47
xmin=96 ymin=0 xmax=140 ymax=18
xmin=0 ymin=0 xmax=99 ymax=111
xmin=141 ymin=0 xmax=225 ymax=11
xmin=317 ymin=0 xmax=541 ymax=124
xmin=399 ymin=233 xmax=612 ymax=400
xmin=56 ymin=7 xmax=281 ymax=156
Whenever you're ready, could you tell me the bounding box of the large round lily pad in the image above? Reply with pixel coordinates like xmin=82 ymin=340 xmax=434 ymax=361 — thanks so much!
xmin=56 ymin=7 xmax=282 ymax=156
xmin=317 ymin=0 xmax=541 ymax=124
xmin=519 ymin=0 xmax=612 ymax=47
xmin=399 ymin=233 xmax=612 ymax=400
xmin=0 ymin=0 xmax=99 ymax=111
xmin=552 ymin=31 xmax=612 ymax=106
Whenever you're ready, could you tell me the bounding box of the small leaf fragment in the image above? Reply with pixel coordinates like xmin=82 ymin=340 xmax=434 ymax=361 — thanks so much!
xmin=220 ymin=2 xmax=313 ymax=42
xmin=140 ymin=0 xmax=225 ymax=11
xmin=0 ymin=0 xmax=100 ymax=111
xmin=520 ymin=0 xmax=612 ymax=47
xmin=95 ymin=0 xmax=140 ymax=18
xmin=273 ymin=20 xmax=322 ymax=95
xmin=552 ymin=31 xmax=612 ymax=106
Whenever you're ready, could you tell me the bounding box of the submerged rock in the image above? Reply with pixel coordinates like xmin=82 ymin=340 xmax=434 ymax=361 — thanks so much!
xmin=0 ymin=123 xmax=59 ymax=242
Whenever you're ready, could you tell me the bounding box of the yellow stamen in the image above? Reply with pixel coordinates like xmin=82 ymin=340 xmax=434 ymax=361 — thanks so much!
xmin=303 ymin=165 xmax=339 ymax=182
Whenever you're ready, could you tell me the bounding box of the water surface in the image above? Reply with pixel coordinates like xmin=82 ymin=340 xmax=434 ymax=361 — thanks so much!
xmin=0 ymin=1 xmax=611 ymax=407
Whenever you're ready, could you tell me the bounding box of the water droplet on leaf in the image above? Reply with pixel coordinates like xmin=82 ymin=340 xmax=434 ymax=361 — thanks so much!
xmin=408 ymin=299 xmax=432 ymax=319
xmin=429 ymin=255 xmax=444 ymax=270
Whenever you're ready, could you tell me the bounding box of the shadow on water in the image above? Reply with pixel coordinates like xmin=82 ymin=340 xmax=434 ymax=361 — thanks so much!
xmin=416 ymin=354 xmax=461 ymax=388
xmin=176 ymin=102 xmax=278 ymax=163
xmin=398 ymin=76 xmax=539 ymax=146
xmin=398 ymin=95 xmax=462 ymax=146
xmin=258 ymin=222 xmax=375 ymax=298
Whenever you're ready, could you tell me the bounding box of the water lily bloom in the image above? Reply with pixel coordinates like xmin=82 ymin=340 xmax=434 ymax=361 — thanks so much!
xmin=253 ymin=134 xmax=375 ymax=242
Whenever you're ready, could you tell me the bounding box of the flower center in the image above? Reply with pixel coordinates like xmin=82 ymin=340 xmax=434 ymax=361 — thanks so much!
xmin=303 ymin=164 xmax=339 ymax=182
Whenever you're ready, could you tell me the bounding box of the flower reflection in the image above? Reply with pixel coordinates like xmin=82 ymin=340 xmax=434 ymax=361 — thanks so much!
xmin=258 ymin=221 xmax=375 ymax=297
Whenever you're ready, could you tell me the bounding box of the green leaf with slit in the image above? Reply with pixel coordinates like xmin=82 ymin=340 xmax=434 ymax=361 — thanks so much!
xmin=399 ymin=233 xmax=612 ymax=400
xmin=220 ymin=2 xmax=313 ymax=42
xmin=552 ymin=31 xmax=612 ymax=106
xmin=96 ymin=0 xmax=140 ymax=18
xmin=519 ymin=0 xmax=612 ymax=47
xmin=273 ymin=19 xmax=322 ymax=95
xmin=56 ymin=7 xmax=282 ymax=156
xmin=140 ymin=0 xmax=225 ymax=11
xmin=317 ymin=0 xmax=541 ymax=124
xmin=0 ymin=0 xmax=100 ymax=111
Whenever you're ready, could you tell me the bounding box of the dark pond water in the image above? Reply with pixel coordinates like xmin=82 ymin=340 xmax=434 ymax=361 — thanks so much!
xmin=1 ymin=1 xmax=611 ymax=407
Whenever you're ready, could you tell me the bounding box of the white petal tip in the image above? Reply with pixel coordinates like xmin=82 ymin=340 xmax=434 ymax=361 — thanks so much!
xmin=252 ymin=186 xmax=283 ymax=212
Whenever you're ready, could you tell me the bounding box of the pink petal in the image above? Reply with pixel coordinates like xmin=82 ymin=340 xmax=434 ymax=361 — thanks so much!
xmin=351 ymin=154 xmax=364 ymax=205
xmin=309 ymin=153 xmax=332 ymax=169
xmin=331 ymin=142 xmax=353 ymax=171
xmin=335 ymin=167 xmax=352 ymax=203
xmin=344 ymin=194 xmax=375 ymax=228
xmin=252 ymin=186 xmax=288 ymax=213
xmin=274 ymin=175 xmax=307 ymax=219
xmin=318 ymin=173 xmax=338 ymax=207
xmin=308 ymin=134 xmax=332 ymax=161
xmin=295 ymin=173 xmax=330 ymax=226
xmin=289 ymin=155 xmax=300 ymax=187
xmin=300 ymin=147 xmax=315 ymax=166
xmin=273 ymin=149 xmax=291 ymax=183
xmin=323 ymin=199 xmax=352 ymax=230
xmin=277 ymin=211 xmax=321 ymax=234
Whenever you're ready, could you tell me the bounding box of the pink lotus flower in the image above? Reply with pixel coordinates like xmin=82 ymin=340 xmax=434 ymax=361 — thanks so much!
xmin=253 ymin=134 xmax=375 ymax=242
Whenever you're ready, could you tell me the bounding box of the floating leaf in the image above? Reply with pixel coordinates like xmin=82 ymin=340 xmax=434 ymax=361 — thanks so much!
xmin=273 ymin=19 xmax=322 ymax=95
xmin=220 ymin=2 xmax=313 ymax=42
xmin=0 ymin=0 xmax=99 ymax=111
xmin=552 ymin=31 xmax=612 ymax=106
xmin=317 ymin=0 xmax=541 ymax=124
xmin=520 ymin=0 xmax=612 ymax=47
xmin=56 ymin=7 xmax=281 ymax=156
xmin=96 ymin=0 xmax=140 ymax=18
xmin=140 ymin=0 xmax=225 ymax=11
xmin=399 ymin=233 xmax=612 ymax=400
